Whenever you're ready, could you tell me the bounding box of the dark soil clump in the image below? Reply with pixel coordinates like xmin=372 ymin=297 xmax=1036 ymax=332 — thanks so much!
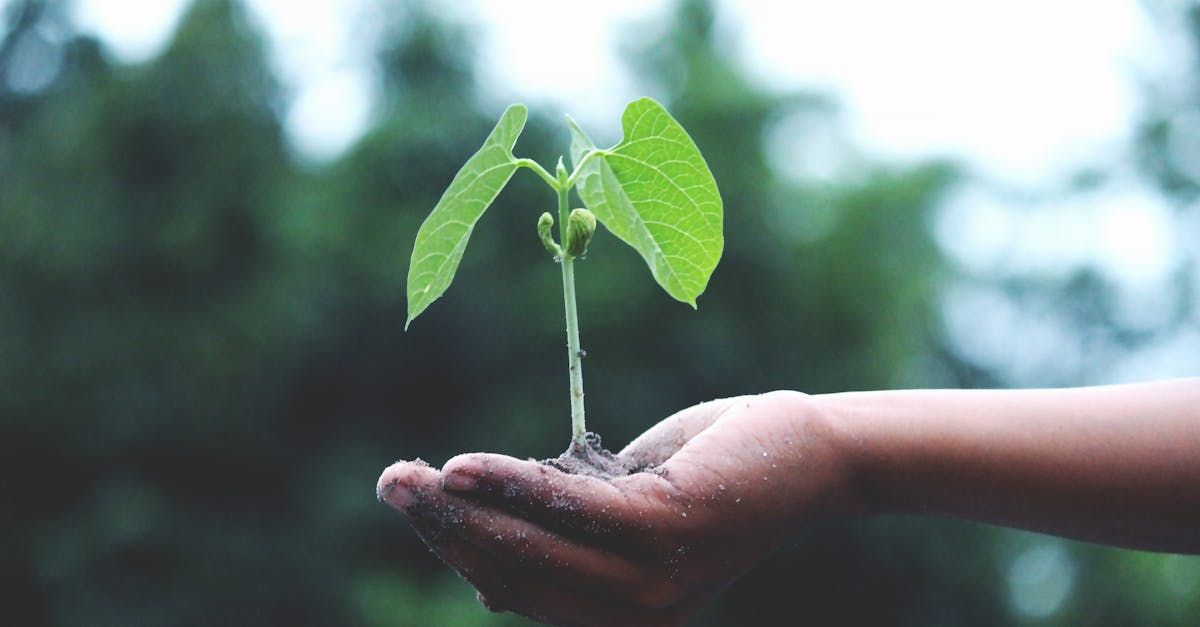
xmin=543 ymin=432 xmax=634 ymax=480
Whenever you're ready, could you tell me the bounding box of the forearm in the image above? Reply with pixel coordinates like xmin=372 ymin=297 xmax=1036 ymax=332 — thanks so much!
xmin=814 ymin=379 xmax=1200 ymax=553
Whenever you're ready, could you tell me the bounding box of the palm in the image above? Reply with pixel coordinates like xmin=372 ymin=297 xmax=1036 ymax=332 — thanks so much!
xmin=377 ymin=392 xmax=841 ymax=626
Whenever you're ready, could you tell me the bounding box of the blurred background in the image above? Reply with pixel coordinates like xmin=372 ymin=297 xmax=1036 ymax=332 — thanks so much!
xmin=1 ymin=0 xmax=1198 ymax=624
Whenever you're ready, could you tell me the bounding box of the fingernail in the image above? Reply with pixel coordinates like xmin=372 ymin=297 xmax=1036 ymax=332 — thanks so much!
xmin=442 ymin=470 xmax=477 ymax=492
xmin=376 ymin=461 xmax=420 ymax=509
xmin=378 ymin=479 xmax=415 ymax=509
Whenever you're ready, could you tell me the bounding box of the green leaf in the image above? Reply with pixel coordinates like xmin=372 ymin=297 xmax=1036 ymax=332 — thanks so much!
xmin=406 ymin=104 xmax=527 ymax=328
xmin=569 ymin=98 xmax=723 ymax=307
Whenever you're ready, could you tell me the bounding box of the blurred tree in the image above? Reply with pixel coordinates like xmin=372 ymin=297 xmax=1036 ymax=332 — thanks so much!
xmin=1 ymin=0 xmax=1195 ymax=624
xmin=1 ymin=0 xmax=332 ymax=623
xmin=611 ymin=2 xmax=1015 ymax=625
xmin=907 ymin=0 xmax=1200 ymax=624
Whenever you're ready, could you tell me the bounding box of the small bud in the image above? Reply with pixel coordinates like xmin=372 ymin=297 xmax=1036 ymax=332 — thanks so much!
xmin=555 ymin=156 xmax=568 ymax=183
xmin=537 ymin=212 xmax=562 ymax=257
xmin=565 ymin=208 xmax=597 ymax=258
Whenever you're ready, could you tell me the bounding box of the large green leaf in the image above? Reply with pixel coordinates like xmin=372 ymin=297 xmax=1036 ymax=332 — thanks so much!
xmin=406 ymin=104 xmax=527 ymax=328
xmin=569 ymin=98 xmax=723 ymax=307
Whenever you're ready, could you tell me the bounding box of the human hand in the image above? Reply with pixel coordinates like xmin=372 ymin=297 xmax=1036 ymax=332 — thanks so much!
xmin=377 ymin=391 xmax=853 ymax=626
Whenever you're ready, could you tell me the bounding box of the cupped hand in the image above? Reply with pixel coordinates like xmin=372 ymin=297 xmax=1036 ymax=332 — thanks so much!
xmin=376 ymin=391 xmax=854 ymax=626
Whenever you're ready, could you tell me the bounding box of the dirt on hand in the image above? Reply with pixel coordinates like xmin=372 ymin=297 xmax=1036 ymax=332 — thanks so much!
xmin=542 ymin=432 xmax=637 ymax=480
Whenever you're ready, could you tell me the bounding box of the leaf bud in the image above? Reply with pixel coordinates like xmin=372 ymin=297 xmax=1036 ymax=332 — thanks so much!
xmin=565 ymin=208 xmax=597 ymax=258
xmin=537 ymin=212 xmax=562 ymax=257
xmin=555 ymin=156 xmax=568 ymax=184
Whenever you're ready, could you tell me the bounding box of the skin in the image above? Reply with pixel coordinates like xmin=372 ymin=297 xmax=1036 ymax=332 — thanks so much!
xmin=376 ymin=378 xmax=1200 ymax=626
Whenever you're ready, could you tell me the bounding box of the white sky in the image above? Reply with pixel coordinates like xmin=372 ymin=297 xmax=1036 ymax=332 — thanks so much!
xmin=55 ymin=0 xmax=1175 ymax=175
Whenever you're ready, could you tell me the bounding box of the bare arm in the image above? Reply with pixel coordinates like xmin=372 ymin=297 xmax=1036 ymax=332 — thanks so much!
xmin=820 ymin=378 xmax=1200 ymax=552
xmin=377 ymin=379 xmax=1200 ymax=625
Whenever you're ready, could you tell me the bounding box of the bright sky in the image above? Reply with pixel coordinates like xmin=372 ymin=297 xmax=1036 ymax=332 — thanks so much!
xmin=57 ymin=0 xmax=1174 ymax=175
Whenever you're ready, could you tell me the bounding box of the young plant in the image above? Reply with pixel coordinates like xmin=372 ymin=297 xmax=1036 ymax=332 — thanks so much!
xmin=405 ymin=98 xmax=722 ymax=457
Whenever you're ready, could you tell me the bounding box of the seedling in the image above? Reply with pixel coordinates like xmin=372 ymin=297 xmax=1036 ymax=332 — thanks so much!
xmin=406 ymin=98 xmax=722 ymax=466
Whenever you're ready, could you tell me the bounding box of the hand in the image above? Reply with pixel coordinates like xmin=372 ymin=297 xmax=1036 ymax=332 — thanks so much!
xmin=377 ymin=391 xmax=855 ymax=626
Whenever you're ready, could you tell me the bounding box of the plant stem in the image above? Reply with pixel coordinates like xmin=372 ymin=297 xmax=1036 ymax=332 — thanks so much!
xmin=557 ymin=181 xmax=587 ymax=446
xmin=564 ymin=149 xmax=607 ymax=188
xmin=515 ymin=158 xmax=559 ymax=189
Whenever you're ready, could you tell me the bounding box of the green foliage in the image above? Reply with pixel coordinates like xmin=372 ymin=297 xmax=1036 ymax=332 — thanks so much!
xmin=407 ymin=96 xmax=723 ymax=328
xmin=353 ymin=572 xmax=527 ymax=627
xmin=3 ymin=0 xmax=1196 ymax=625
xmin=569 ymin=98 xmax=723 ymax=306
xmin=403 ymin=96 xmax=724 ymax=441
xmin=406 ymin=104 xmax=528 ymax=327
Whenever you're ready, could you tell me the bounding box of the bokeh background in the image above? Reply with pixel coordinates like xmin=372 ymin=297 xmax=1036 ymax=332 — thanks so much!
xmin=2 ymin=0 xmax=1198 ymax=624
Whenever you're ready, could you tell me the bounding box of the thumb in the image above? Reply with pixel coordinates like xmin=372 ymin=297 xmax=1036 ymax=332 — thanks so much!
xmin=616 ymin=396 xmax=746 ymax=470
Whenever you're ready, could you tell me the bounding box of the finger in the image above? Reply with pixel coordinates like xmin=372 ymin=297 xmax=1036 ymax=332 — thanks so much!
xmin=377 ymin=459 xmax=442 ymax=513
xmin=411 ymin=476 xmax=677 ymax=605
xmin=618 ymin=396 xmax=747 ymax=469
xmin=441 ymin=453 xmax=683 ymax=544
xmin=408 ymin=515 xmax=687 ymax=626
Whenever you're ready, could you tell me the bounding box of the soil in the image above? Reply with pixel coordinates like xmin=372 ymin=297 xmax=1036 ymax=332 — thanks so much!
xmin=542 ymin=431 xmax=636 ymax=480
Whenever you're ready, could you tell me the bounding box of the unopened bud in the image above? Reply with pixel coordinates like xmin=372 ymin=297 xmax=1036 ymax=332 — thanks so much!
xmin=537 ymin=212 xmax=562 ymax=257
xmin=565 ymin=208 xmax=597 ymax=258
xmin=555 ymin=156 xmax=568 ymax=183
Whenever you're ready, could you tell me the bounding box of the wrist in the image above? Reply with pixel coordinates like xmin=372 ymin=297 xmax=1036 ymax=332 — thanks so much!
xmin=755 ymin=391 xmax=873 ymax=522
xmin=808 ymin=391 xmax=895 ymax=518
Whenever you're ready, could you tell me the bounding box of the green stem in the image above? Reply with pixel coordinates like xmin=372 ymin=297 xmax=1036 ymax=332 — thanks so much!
xmin=558 ymin=181 xmax=587 ymax=445
xmin=516 ymin=158 xmax=560 ymax=190
xmin=564 ymin=149 xmax=607 ymax=188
